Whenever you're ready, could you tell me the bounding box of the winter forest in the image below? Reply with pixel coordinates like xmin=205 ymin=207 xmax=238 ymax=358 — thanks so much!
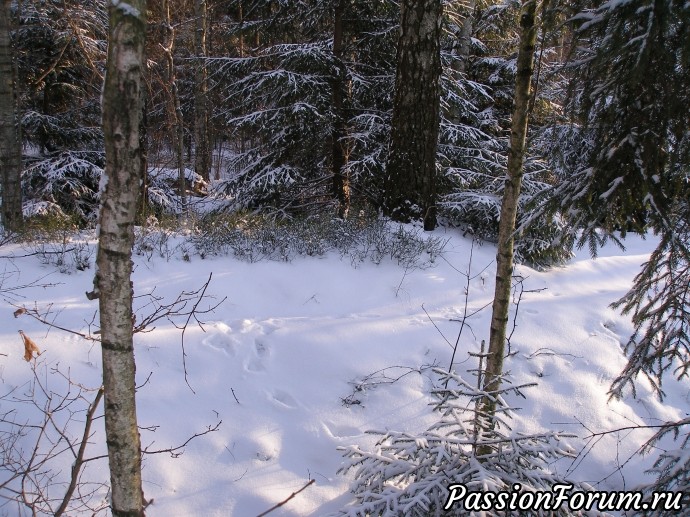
xmin=0 ymin=0 xmax=689 ymax=515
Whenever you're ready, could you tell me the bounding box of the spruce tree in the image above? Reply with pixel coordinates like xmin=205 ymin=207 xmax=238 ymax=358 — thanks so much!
xmin=14 ymin=0 xmax=107 ymax=223
xmin=549 ymin=0 xmax=690 ymax=393
xmin=545 ymin=0 xmax=689 ymax=500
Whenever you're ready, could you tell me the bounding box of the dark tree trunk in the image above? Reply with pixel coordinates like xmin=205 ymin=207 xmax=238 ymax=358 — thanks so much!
xmin=162 ymin=0 xmax=187 ymax=213
xmin=331 ymin=0 xmax=350 ymax=217
xmin=477 ymin=0 xmax=538 ymax=452
xmin=95 ymin=0 xmax=147 ymax=513
xmin=455 ymin=0 xmax=475 ymax=75
xmin=383 ymin=0 xmax=442 ymax=231
xmin=194 ymin=0 xmax=211 ymax=181
xmin=0 ymin=0 xmax=22 ymax=231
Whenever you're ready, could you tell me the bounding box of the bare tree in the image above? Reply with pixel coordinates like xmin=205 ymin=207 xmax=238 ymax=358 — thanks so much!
xmin=91 ymin=0 xmax=147 ymax=514
xmin=477 ymin=0 xmax=539 ymax=450
xmin=383 ymin=0 xmax=443 ymax=231
xmin=0 ymin=0 xmax=23 ymax=231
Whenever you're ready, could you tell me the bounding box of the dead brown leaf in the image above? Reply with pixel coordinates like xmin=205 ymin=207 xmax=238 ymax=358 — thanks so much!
xmin=13 ymin=307 xmax=26 ymax=318
xmin=19 ymin=330 xmax=41 ymax=361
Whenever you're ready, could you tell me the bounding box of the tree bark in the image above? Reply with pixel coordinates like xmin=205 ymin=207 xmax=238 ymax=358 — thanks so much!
xmin=95 ymin=0 xmax=147 ymax=514
xmin=194 ymin=0 xmax=211 ymax=181
xmin=455 ymin=0 xmax=475 ymax=76
xmin=383 ymin=0 xmax=442 ymax=231
xmin=0 ymin=0 xmax=23 ymax=231
xmin=162 ymin=0 xmax=187 ymax=213
xmin=477 ymin=0 xmax=538 ymax=452
xmin=331 ymin=0 xmax=350 ymax=217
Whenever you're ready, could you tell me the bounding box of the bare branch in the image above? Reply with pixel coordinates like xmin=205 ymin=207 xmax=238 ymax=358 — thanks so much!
xmin=54 ymin=387 xmax=104 ymax=517
xmin=256 ymin=479 xmax=315 ymax=517
xmin=11 ymin=302 xmax=100 ymax=341
xmin=142 ymin=421 xmax=222 ymax=458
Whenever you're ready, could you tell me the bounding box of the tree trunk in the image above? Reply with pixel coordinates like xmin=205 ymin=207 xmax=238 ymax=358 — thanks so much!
xmin=331 ymin=0 xmax=350 ymax=218
xmin=162 ymin=0 xmax=187 ymax=214
xmin=95 ymin=0 xmax=147 ymax=514
xmin=237 ymin=1 xmax=244 ymax=58
xmin=477 ymin=0 xmax=538 ymax=452
xmin=0 ymin=0 xmax=23 ymax=231
xmin=194 ymin=0 xmax=211 ymax=182
xmin=383 ymin=0 xmax=442 ymax=231
xmin=455 ymin=0 xmax=475 ymax=76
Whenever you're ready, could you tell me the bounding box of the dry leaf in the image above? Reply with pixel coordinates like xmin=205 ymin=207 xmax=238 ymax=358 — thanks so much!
xmin=13 ymin=307 xmax=26 ymax=318
xmin=19 ymin=330 xmax=41 ymax=362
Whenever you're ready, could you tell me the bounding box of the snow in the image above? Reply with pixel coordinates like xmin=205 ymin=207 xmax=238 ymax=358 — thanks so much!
xmin=111 ymin=0 xmax=141 ymax=18
xmin=1 ymin=227 xmax=686 ymax=516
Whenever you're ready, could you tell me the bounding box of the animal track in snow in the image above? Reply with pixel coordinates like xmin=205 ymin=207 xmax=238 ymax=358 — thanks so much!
xmin=269 ymin=389 xmax=298 ymax=409
xmin=243 ymin=338 xmax=272 ymax=373
xmin=322 ymin=421 xmax=361 ymax=439
xmin=602 ymin=320 xmax=617 ymax=332
xmin=245 ymin=357 xmax=265 ymax=373
xmin=254 ymin=338 xmax=269 ymax=358
xmin=202 ymin=323 xmax=239 ymax=355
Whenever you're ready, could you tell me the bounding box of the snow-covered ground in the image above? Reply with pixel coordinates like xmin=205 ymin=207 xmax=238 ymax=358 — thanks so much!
xmin=1 ymin=227 xmax=686 ymax=516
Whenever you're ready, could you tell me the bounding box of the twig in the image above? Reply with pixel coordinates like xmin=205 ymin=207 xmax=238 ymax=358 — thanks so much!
xmin=133 ymin=273 xmax=224 ymax=393
xmin=143 ymin=421 xmax=222 ymax=458
xmin=0 ymin=249 xmax=76 ymax=259
xmin=447 ymin=239 xmax=477 ymax=383
xmin=54 ymin=387 xmax=104 ymax=517
xmin=11 ymin=303 xmax=100 ymax=342
xmin=476 ymin=340 xmax=485 ymax=392
xmin=256 ymin=479 xmax=316 ymax=517
xmin=136 ymin=372 xmax=154 ymax=390
xmin=230 ymin=388 xmax=240 ymax=404
xmin=506 ymin=275 xmax=547 ymax=356
xmin=524 ymin=347 xmax=582 ymax=360
xmin=0 ymin=273 xmax=62 ymax=302
xmin=395 ymin=267 xmax=410 ymax=298
xmin=0 ymin=360 xmax=108 ymax=514
xmin=472 ymin=339 xmax=486 ymax=453
xmin=344 ymin=364 xmax=438 ymax=407
xmin=421 ymin=304 xmax=454 ymax=350
xmin=179 ymin=273 xmax=215 ymax=393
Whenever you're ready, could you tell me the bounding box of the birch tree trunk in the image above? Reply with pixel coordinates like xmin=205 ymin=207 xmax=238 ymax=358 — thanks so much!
xmin=477 ymin=0 xmax=538 ymax=450
xmin=383 ymin=0 xmax=442 ymax=231
xmin=0 ymin=0 xmax=23 ymax=231
xmin=95 ymin=0 xmax=147 ymax=513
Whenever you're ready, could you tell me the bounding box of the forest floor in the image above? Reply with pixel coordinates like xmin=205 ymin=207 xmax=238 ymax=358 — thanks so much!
xmin=1 ymin=224 xmax=686 ymax=516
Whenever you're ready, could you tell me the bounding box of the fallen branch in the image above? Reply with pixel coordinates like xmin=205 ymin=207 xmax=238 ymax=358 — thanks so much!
xmin=256 ymin=479 xmax=315 ymax=517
